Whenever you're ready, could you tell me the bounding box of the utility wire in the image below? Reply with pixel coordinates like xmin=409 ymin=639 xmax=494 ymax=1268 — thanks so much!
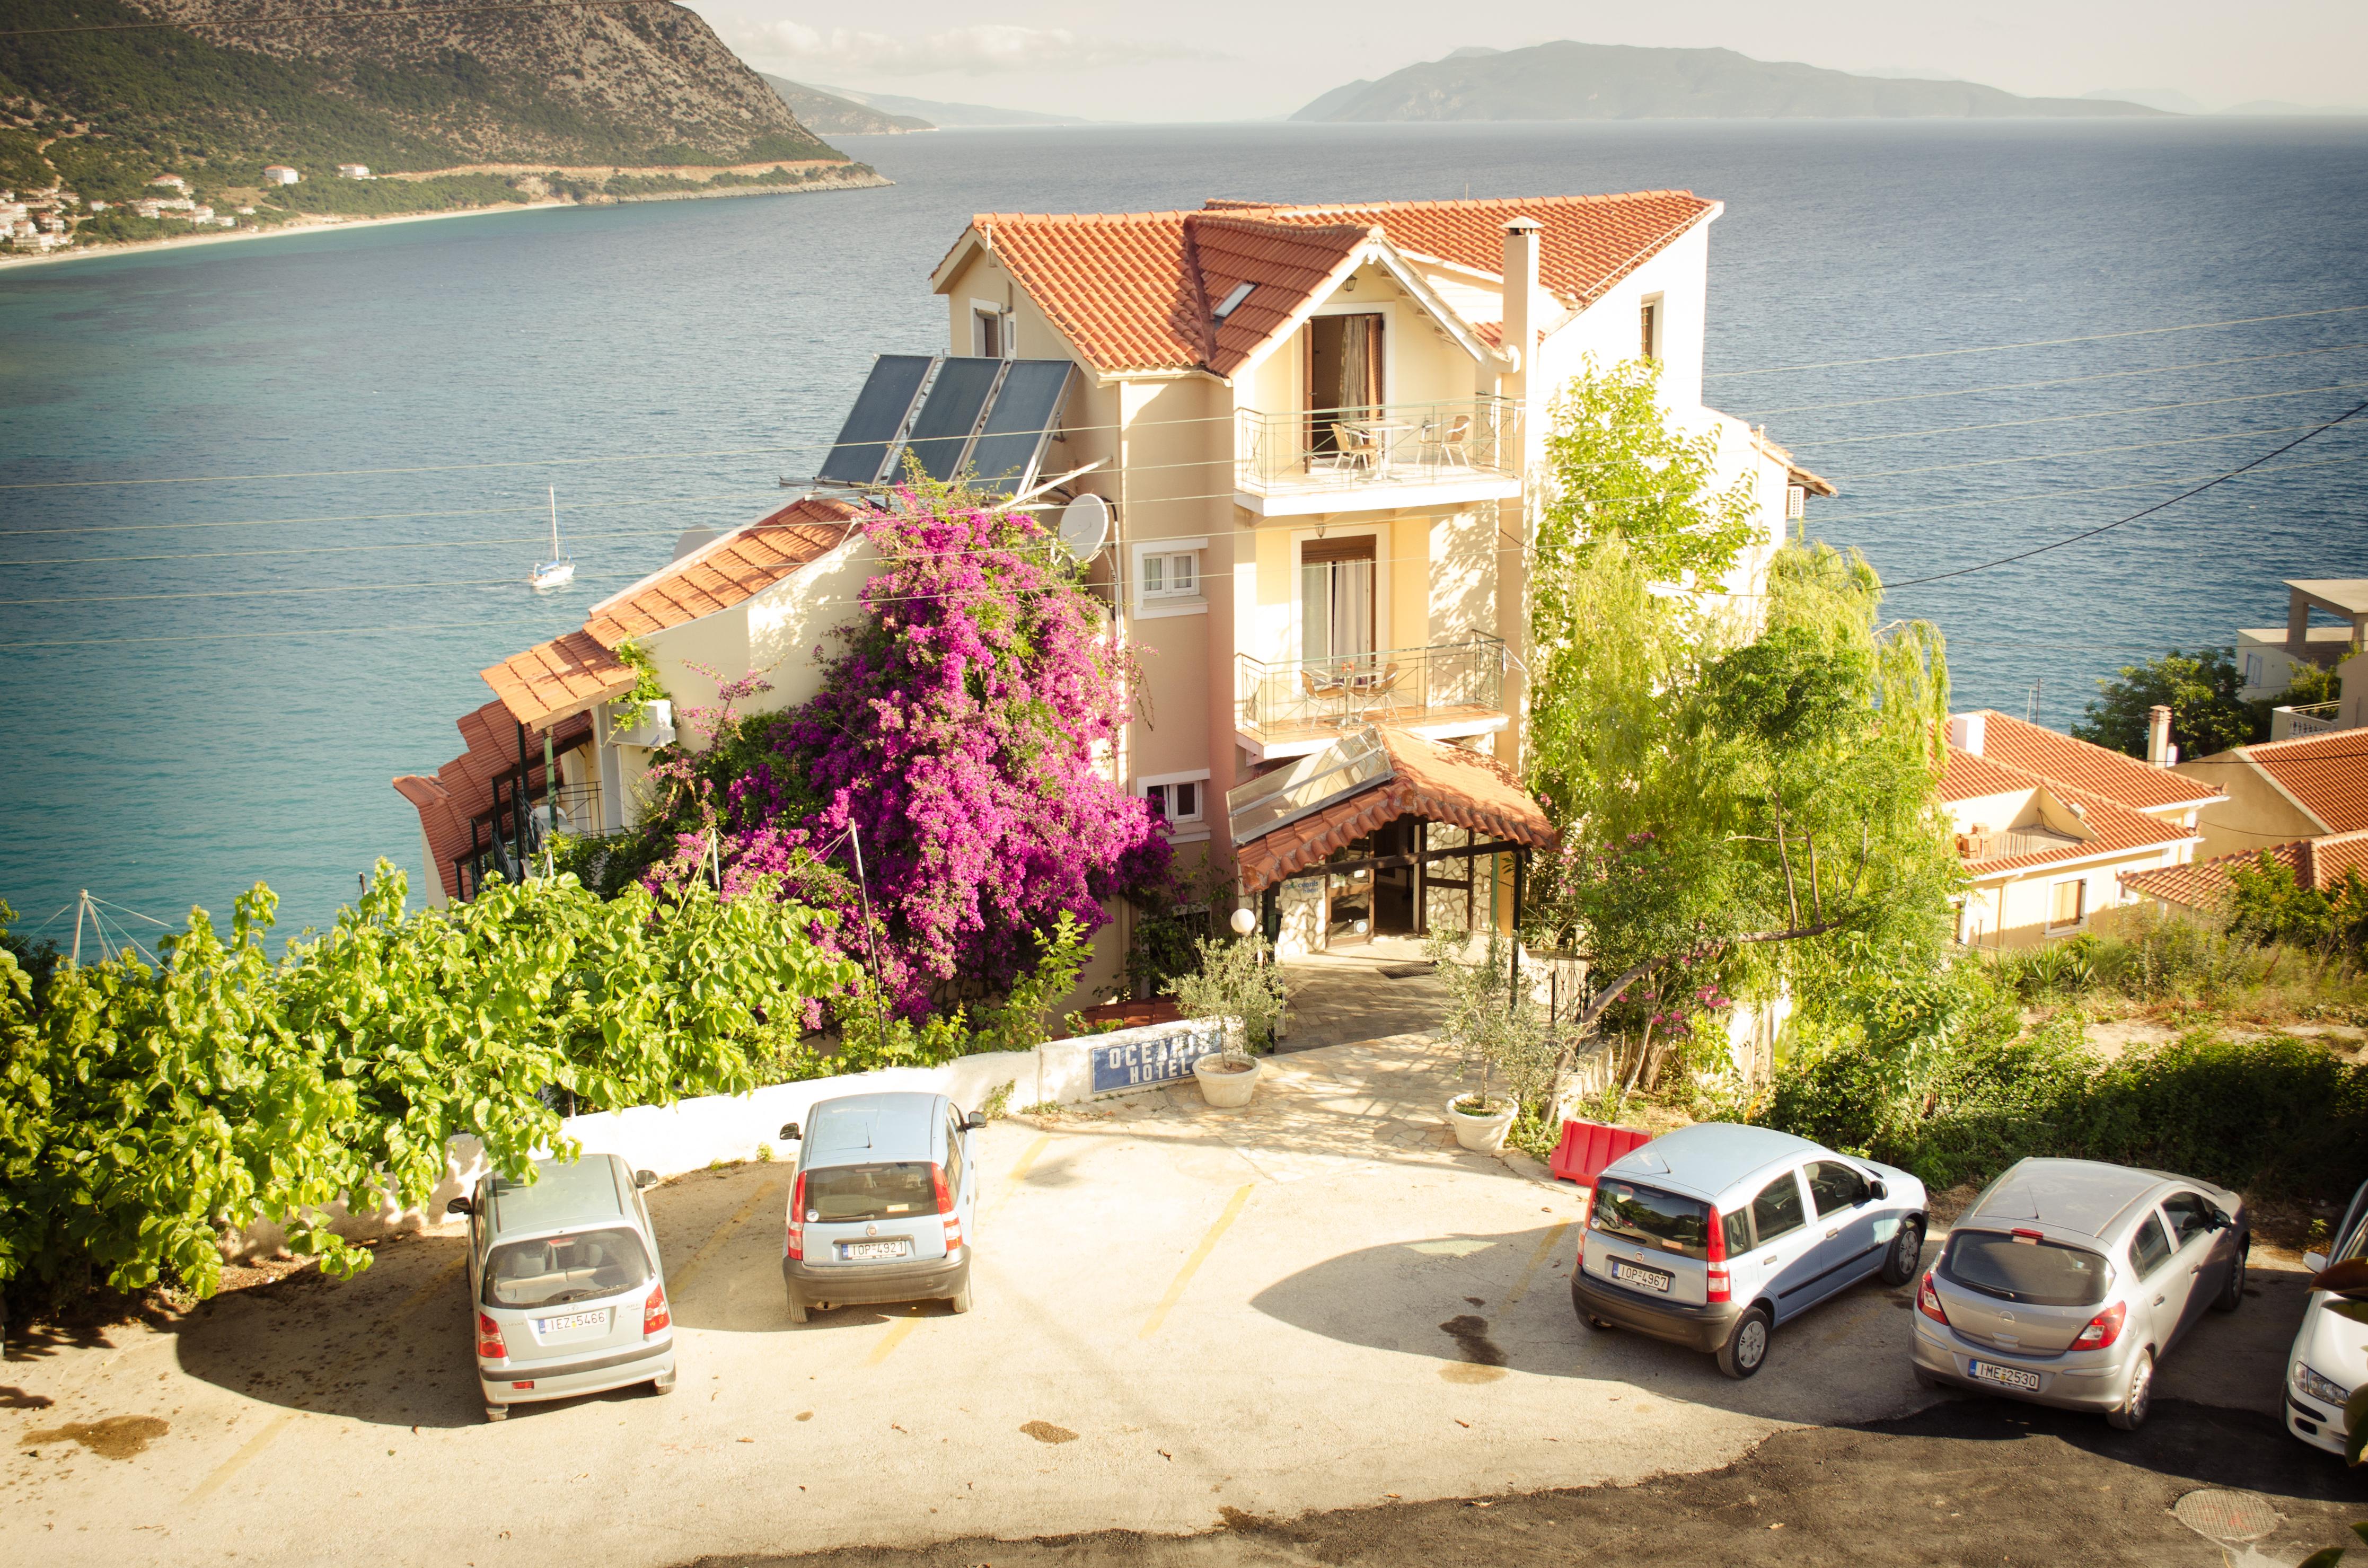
xmin=1883 ymin=398 xmax=2368 ymax=589
xmin=1736 ymin=341 xmax=2368 ymax=419
xmin=1829 ymin=416 xmax=2357 ymax=481
xmin=1707 ymin=303 xmax=2368 ymax=380
xmin=1793 ymin=378 xmax=2368 ymax=451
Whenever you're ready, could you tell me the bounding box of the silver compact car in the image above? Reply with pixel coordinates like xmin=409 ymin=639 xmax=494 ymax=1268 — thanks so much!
xmin=447 ymin=1153 xmax=675 ymax=1422
xmin=1912 ymin=1157 xmax=2249 ymax=1431
xmin=780 ymin=1091 xmax=984 ymax=1323
xmin=1571 ymin=1123 xmax=1931 ymax=1379
xmin=2283 ymin=1175 xmax=2367 ymax=1454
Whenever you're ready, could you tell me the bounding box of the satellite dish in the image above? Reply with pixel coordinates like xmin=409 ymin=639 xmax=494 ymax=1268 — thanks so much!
xmin=1055 ymin=493 xmax=1111 ymax=561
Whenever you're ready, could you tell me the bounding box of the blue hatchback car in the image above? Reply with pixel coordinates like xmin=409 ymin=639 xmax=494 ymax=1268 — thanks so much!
xmin=779 ymin=1091 xmax=984 ymax=1324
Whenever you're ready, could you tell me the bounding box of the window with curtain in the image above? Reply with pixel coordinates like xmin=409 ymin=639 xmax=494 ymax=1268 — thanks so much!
xmin=1301 ymin=536 xmax=1377 ymax=665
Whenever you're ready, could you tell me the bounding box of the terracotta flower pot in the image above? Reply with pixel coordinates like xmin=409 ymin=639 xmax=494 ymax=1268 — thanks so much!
xmin=1193 ymin=1053 xmax=1262 ymax=1108
xmin=1447 ymin=1093 xmax=1518 ymax=1152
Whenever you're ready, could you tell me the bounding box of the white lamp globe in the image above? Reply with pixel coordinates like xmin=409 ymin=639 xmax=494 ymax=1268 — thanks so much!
xmin=1229 ymin=908 xmax=1257 ymax=937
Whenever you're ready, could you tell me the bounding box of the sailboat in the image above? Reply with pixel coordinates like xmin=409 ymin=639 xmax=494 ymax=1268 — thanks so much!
xmin=530 ymin=485 xmax=575 ymax=591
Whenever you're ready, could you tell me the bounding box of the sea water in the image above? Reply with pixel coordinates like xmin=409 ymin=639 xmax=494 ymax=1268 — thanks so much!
xmin=3 ymin=119 xmax=2364 ymax=941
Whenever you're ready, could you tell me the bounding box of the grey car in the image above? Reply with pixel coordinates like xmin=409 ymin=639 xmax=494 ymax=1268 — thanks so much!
xmin=446 ymin=1153 xmax=676 ymax=1422
xmin=1911 ymin=1157 xmax=2249 ymax=1430
xmin=780 ymin=1091 xmax=984 ymax=1323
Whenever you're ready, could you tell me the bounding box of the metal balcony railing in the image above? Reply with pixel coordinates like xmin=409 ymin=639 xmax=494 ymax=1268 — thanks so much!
xmin=1236 ymin=632 xmax=1506 ymax=746
xmin=1235 ymin=398 xmax=1520 ymax=495
xmin=2272 ymin=700 xmax=2344 ymax=741
xmin=1959 ymin=825 xmax=2083 ymax=863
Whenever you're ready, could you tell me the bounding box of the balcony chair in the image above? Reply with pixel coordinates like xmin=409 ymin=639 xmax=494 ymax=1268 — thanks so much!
xmin=1326 ymin=422 xmax=1377 ymax=473
xmin=1418 ymin=413 xmax=1473 ymax=469
xmin=1300 ymin=666 xmax=1350 ymax=727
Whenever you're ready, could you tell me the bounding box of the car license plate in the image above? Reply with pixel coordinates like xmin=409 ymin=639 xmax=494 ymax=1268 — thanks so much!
xmin=1610 ymin=1259 xmax=1672 ymax=1294
xmin=536 ymin=1309 xmax=606 ymax=1335
xmin=841 ymin=1239 xmax=910 ymax=1261
xmin=1969 ymin=1360 xmax=2041 ymax=1392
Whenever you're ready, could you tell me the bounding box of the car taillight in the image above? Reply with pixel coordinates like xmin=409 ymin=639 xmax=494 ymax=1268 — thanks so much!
xmin=786 ymin=1171 xmax=806 ymax=1261
xmin=932 ymin=1162 xmax=953 ymax=1213
xmin=644 ymin=1283 xmax=670 ymax=1335
xmin=1917 ymin=1270 xmax=1950 ymax=1326
xmin=1704 ymin=1204 xmax=1730 ymax=1302
xmin=2072 ymin=1300 xmax=2125 ymax=1350
xmin=477 ymin=1312 xmax=508 ymax=1359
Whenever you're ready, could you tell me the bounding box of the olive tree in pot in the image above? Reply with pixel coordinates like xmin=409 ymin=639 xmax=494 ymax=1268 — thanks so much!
xmin=1429 ymin=929 xmax=1559 ymax=1152
xmin=1167 ymin=912 xmax=1288 ymax=1108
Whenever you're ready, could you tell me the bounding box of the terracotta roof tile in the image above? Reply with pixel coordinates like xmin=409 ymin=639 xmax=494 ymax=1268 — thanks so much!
xmin=393 ymin=700 xmax=592 ymax=900
xmin=1236 ymin=730 xmax=1556 ymax=893
xmin=481 ymin=628 xmax=636 ymax=730
xmin=1942 ymin=742 xmax=2196 ymax=874
xmin=966 ymin=192 xmax=1717 ymax=376
xmin=2121 ymin=829 xmax=2368 ymax=909
xmin=2234 ymin=729 xmax=2368 ymax=833
xmin=1938 ymin=748 xmax=2033 ymax=803
xmin=582 ymin=495 xmax=862 ymax=648
xmin=1961 ymin=710 xmax=2223 ymax=813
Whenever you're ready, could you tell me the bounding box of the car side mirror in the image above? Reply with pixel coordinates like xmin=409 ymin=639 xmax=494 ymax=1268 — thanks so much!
xmin=2206 ymin=1209 xmax=2231 ymax=1231
xmin=635 ymin=1169 xmax=659 ymax=1190
xmin=2307 ymin=1250 xmax=2330 ymax=1274
xmin=1867 ymin=1180 xmax=1888 ymax=1203
xmin=445 ymin=1197 xmax=473 ymax=1217
xmin=779 ymin=1121 xmax=801 ymax=1142
xmin=964 ymin=1111 xmax=988 ymax=1131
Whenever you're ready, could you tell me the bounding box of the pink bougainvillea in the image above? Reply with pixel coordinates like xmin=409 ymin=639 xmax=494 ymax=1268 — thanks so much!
xmin=701 ymin=489 xmax=1169 ymax=1016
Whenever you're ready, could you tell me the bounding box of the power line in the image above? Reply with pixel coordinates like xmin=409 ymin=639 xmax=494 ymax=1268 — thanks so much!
xmin=1829 ymin=416 xmax=2359 ymax=482
xmin=1882 ymin=398 xmax=2368 ymax=589
xmin=1793 ymin=378 xmax=2368 ymax=451
xmin=1829 ymin=450 xmax=2368 ymax=524
xmin=1707 ymin=303 xmax=2368 ymax=380
xmin=0 ymin=613 xmax=580 ymax=651
xmin=0 ymin=486 xmax=778 ymax=538
xmin=0 ymin=574 xmax=625 ymax=608
xmin=1735 ymin=341 xmax=2368 ymax=419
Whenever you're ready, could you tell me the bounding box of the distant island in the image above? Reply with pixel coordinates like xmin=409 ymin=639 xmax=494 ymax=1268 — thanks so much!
xmin=762 ymin=76 xmax=932 ymax=136
xmin=0 ymin=0 xmax=885 ymax=261
xmin=808 ymin=84 xmax=1092 ymax=130
xmin=1291 ymin=42 xmax=2166 ymax=121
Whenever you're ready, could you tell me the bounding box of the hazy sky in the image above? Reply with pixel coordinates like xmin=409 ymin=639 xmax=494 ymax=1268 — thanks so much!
xmin=687 ymin=1 xmax=2366 ymax=121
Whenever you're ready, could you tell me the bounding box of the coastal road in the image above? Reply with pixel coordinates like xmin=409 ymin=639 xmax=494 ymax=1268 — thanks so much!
xmin=4 ymin=1037 xmax=2362 ymax=1565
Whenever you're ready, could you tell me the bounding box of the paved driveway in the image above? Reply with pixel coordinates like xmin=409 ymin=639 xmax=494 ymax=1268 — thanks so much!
xmin=2 ymin=1036 xmax=2350 ymax=1566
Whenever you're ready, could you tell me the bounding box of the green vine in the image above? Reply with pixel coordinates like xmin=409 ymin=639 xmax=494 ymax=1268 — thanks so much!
xmin=608 ymin=638 xmax=669 ymax=735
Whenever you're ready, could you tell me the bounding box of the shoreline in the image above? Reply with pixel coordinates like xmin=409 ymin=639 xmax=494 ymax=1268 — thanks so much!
xmin=0 ymin=171 xmax=891 ymax=271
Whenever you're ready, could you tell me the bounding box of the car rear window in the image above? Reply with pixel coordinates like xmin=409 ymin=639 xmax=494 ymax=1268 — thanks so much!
xmin=1591 ymin=1178 xmax=1712 ymax=1261
xmin=803 ymin=1161 xmax=938 ymax=1223
xmin=485 ymin=1226 xmax=651 ymax=1310
xmin=1941 ymin=1229 xmax=2111 ymax=1307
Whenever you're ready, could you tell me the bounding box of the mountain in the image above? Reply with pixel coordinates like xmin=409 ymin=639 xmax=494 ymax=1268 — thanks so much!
xmin=1288 ymin=42 xmax=2166 ymax=121
xmin=814 ymin=85 xmax=1090 ymax=129
xmin=2083 ymin=87 xmax=2206 ymax=114
xmin=763 ymin=75 xmax=932 ymax=135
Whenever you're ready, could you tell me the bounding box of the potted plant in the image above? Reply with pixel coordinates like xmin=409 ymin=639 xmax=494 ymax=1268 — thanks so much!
xmin=1167 ymin=915 xmax=1289 ymax=1108
xmin=1429 ymin=930 xmax=1556 ymax=1153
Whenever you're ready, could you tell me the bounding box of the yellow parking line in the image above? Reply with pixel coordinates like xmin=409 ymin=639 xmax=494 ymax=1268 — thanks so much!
xmin=1502 ymin=1221 xmax=1570 ymax=1309
xmin=865 ymin=1316 xmax=921 ymax=1366
xmin=184 ymin=1411 xmax=297 ymax=1505
xmin=669 ymin=1179 xmax=785 ymax=1294
xmin=989 ymin=1133 xmax=1053 ymax=1218
xmin=1139 ymin=1185 xmax=1254 ymax=1340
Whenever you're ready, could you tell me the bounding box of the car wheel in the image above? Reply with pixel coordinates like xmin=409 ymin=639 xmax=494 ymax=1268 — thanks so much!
xmin=1716 ymin=1305 xmax=1773 ymax=1380
xmin=652 ymin=1372 xmax=676 ymax=1396
xmin=1878 ymin=1219 xmax=1925 ymax=1287
xmin=2212 ymin=1234 xmax=2250 ymax=1313
xmin=949 ymin=1281 xmax=973 ymax=1314
xmin=2107 ymin=1349 xmax=2154 ymax=1431
xmin=483 ymin=1405 xmax=508 ymax=1423
xmin=785 ymin=1284 xmax=809 ymax=1325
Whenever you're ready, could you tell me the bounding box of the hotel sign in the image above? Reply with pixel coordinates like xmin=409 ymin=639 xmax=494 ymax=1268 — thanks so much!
xmin=1089 ymin=1020 xmax=1225 ymax=1095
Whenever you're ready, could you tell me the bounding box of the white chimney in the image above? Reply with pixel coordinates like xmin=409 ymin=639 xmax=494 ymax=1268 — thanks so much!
xmin=1948 ymin=712 xmax=1986 ymax=756
xmin=2146 ymin=704 xmax=2172 ymax=767
xmin=1500 ymin=216 xmax=1543 ymax=373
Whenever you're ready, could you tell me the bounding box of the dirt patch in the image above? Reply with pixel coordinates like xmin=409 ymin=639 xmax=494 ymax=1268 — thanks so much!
xmin=18 ymin=1415 xmax=169 ymax=1459
xmin=1020 ymin=1421 xmax=1078 ymax=1445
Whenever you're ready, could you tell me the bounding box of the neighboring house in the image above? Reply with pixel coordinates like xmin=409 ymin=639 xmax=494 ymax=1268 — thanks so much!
xmin=262 ymin=166 xmax=300 ymax=185
xmin=2172 ymin=724 xmax=2368 ymax=861
xmin=147 ymin=174 xmax=188 ymax=191
xmin=1941 ymin=710 xmax=2220 ymax=949
xmin=397 ymin=190 xmax=1827 ymax=984
xmin=2121 ymin=830 xmax=2368 ymax=924
xmin=2235 ymin=579 xmax=2368 ymax=735
xmin=337 ymin=164 xmax=371 ymax=180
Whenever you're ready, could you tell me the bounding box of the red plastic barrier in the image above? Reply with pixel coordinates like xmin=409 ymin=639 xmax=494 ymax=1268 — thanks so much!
xmin=1548 ymin=1118 xmax=1653 ymax=1187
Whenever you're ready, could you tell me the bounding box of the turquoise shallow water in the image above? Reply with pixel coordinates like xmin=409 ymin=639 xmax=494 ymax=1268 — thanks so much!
xmin=3 ymin=119 xmax=2366 ymax=942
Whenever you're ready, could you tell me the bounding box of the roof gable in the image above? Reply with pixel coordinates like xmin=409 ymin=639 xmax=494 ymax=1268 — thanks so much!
xmin=2238 ymin=728 xmax=2368 ymax=833
xmin=1963 ymin=710 xmax=2224 ymax=813
xmin=583 ymin=495 xmax=861 ymax=649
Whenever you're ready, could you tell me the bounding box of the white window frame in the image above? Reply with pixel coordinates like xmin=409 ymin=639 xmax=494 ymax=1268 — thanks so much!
xmin=1290 ymin=523 xmax=1390 ymax=658
xmin=2047 ymin=876 xmax=2087 ymax=932
xmin=1138 ymin=768 xmax=1212 ymax=843
xmin=969 ymin=297 xmax=1011 ymax=359
xmin=1131 ymin=536 xmax=1207 ymax=619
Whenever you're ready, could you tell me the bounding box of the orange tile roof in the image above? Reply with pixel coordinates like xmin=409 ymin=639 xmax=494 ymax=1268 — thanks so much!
xmin=481 ymin=628 xmax=636 ymax=730
xmin=1236 ymin=729 xmax=1556 ymax=893
xmin=1938 ymin=748 xmax=2034 ymax=803
xmin=2120 ymin=830 xmax=2368 ymax=910
xmin=582 ymin=495 xmax=862 ymax=648
xmin=1960 ymin=710 xmax=2223 ymax=813
xmin=1941 ymin=741 xmax=2196 ymax=874
xmin=962 ymin=192 xmax=1716 ymax=376
xmin=394 ymin=701 xmax=591 ymax=900
xmin=2231 ymin=728 xmax=2368 ymax=833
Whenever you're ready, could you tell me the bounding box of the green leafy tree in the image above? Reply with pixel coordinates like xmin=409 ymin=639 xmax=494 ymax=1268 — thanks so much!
xmin=2072 ymin=647 xmax=2256 ymax=759
xmin=1167 ymin=934 xmax=1288 ymax=1059
xmin=1535 ymin=354 xmax=1758 ymax=590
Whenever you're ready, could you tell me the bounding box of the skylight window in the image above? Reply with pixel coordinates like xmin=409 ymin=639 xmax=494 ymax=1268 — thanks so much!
xmin=1213 ymin=281 xmax=1255 ymax=320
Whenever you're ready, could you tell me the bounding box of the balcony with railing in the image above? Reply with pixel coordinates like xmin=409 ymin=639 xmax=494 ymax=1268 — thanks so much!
xmin=1236 ymin=632 xmax=1507 ymax=758
xmin=1234 ymin=398 xmax=1522 ymax=517
xmin=1958 ymin=824 xmax=2084 ymax=865
xmin=2271 ymin=700 xmax=2347 ymax=741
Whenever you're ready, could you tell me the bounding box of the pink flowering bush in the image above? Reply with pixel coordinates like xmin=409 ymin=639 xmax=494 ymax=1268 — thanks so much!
xmin=668 ymin=486 xmax=1168 ymax=1017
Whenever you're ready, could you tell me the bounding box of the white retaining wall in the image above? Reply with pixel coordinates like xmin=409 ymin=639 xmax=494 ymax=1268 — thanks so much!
xmin=227 ymin=1017 xmax=1221 ymax=1261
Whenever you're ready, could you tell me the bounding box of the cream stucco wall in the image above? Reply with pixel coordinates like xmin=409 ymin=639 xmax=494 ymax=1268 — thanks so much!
xmin=1960 ymin=844 xmax=2185 ymax=951
xmin=2175 ymin=751 xmax=2325 ymax=860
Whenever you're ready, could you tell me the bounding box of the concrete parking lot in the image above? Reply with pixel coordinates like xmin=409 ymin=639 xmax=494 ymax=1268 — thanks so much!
xmin=4 ymin=1032 xmax=2363 ymax=1566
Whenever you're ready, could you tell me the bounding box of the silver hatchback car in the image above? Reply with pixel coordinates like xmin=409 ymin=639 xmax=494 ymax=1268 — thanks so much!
xmin=1911 ymin=1157 xmax=2249 ymax=1430
xmin=780 ymin=1091 xmax=983 ymax=1323
xmin=447 ymin=1153 xmax=676 ymax=1422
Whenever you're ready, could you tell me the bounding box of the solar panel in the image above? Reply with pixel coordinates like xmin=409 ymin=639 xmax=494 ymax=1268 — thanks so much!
xmin=1227 ymin=727 xmax=1394 ymax=845
xmin=965 ymin=360 xmax=1076 ymax=497
xmin=901 ymin=356 xmax=1005 ymax=482
xmin=816 ymin=355 xmax=934 ymax=486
